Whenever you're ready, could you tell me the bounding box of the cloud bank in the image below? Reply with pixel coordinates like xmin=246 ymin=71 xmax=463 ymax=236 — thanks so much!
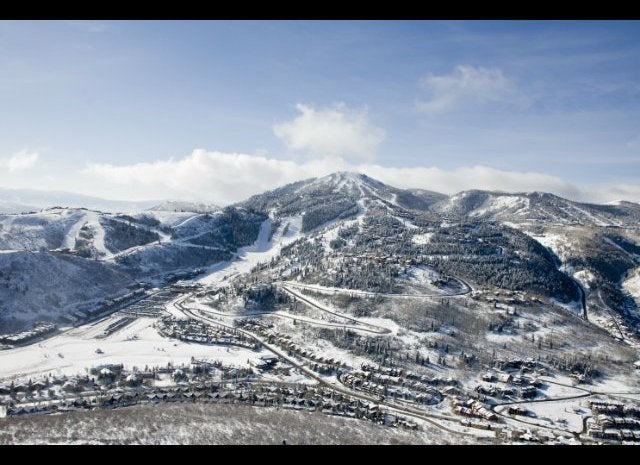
xmin=417 ymin=65 xmax=527 ymax=113
xmin=273 ymin=103 xmax=384 ymax=161
xmin=81 ymin=149 xmax=639 ymax=206
xmin=0 ymin=150 xmax=39 ymax=172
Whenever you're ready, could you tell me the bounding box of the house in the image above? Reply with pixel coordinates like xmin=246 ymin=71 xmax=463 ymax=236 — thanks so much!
xmin=172 ymin=369 xmax=187 ymax=381
xmin=602 ymin=429 xmax=622 ymax=440
xmin=508 ymin=406 xmax=528 ymax=416
xmin=33 ymin=380 xmax=47 ymax=390
xmin=98 ymin=368 xmax=115 ymax=382
xmin=62 ymin=380 xmax=80 ymax=392
xmin=125 ymin=374 xmax=142 ymax=387
xmin=250 ymin=355 xmax=278 ymax=371
xmin=481 ymin=373 xmax=494 ymax=382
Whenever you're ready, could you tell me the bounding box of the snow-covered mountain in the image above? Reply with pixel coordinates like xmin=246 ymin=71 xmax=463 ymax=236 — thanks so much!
xmin=0 ymin=187 xmax=159 ymax=214
xmin=0 ymin=200 xmax=40 ymax=214
xmin=147 ymin=200 xmax=221 ymax=214
xmin=240 ymin=171 xmax=445 ymax=232
xmin=5 ymin=171 xmax=640 ymax=443
xmin=0 ymin=205 xmax=265 ymax=329
xmin=3 ymin=171 xmax=640 ymax=337
xmin=432 ymin=190 xmax=640 ymax=227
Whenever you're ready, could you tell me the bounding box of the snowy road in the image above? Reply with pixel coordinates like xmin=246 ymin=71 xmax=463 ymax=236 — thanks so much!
xmin=278 ymin=278 xmax=471 ymax=299
xmin=278 ymin=284 xmax=391 ymax=334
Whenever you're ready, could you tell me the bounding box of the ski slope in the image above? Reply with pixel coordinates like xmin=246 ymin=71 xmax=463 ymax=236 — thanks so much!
xmin=197 ymin=215 xmax=303 ymax=287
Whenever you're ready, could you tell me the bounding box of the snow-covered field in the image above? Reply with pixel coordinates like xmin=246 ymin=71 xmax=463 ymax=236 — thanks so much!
xmin=574 ymin=269 xmax=597 ymax=291
xmin=0 ymin=316 xmax=265 ymax=383
xmin=497 ymin=398 xmax=587 ymax=434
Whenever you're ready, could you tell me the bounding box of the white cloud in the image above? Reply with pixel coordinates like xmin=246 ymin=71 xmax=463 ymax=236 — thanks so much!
xmin=584 ymin=183 xmax=640 ymax=205
xmin=359 ymin=164 xmax=583 ymax=201
xmin=80 ymin=148 xmax=640 ymax=206
xmin=417 ymin=65 xmax=527 ymax=113
xmin=0 ymin=150 xmax=39 ymax=172
xmin=273 ymin=103 xmax=384 ymax=161
xmin=82 ymin=150 xmax=351 ymax=205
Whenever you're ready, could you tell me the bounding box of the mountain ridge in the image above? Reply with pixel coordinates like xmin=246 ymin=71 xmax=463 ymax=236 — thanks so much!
xmin=1 ymin=171 xmax=640 ymax=341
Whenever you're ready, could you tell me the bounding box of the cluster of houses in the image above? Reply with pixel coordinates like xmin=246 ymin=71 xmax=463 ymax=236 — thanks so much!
xmin=493 ymin=357 xmax=540 ymax=372
xmin=156 ymin=317 xmax=258 ymax=350
xmin=164 ymin=269 xmax=204 ymax=285
xmin=339 ymin=371 xmax=442 ymax=405
xmin=99 ymin=317 xmax=136 ymax=339
xmin=0 ymin=359 xmax=256 ymax=417
xmin=588 ymin=400 xmax=640 ymax=442
xmin=58 ymin=287 xmax=147 ymax=325
xmin=362 ymin=363 xmax=459 ymax=388
xmin=345 ymin=365 xmax=447 ymax=403
xmin=476 ymin=371 xmax=541 ymax=400
xmin=120 ymin=289 xmax=175 ymax=318
xmin=0 ymin=360 xmax=420 ymax=432
xmin=0 ymin=321 xmax=57 ymax=346
xmin=452 ymin=398 xmax=498 ymax=422
xmin=330 ymin=251 xmax=415 ymax=268
xmin=470 ymin=289 xmax=539 ymax=307
xmin=240 ymin=321 xmax=347 ymax=372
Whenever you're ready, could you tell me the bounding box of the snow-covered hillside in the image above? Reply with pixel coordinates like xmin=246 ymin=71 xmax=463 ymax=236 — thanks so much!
xmin=147 ymin=201 xmax=220 ymax=214
xmin=0 ymin=208 xmax=163 ymax=259
xmin=433 ymin=190 xmax=640 ymax=227
xmin=0 ymin=208 xmax=86 ymax=251
xmin=0 ymin=251 xmax=131 ymax=329
xmin=3 ymin=171 xmax=640 ymax=338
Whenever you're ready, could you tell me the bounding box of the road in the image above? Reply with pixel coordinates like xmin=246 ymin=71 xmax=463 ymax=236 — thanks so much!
xmin=278 ymin=284 xmax=391 ymax=334
xmin=278 ymin=277 xmax=471 ymax=300
xmin=595 ymin=289 xmax=626 ymax=341
xmin=488 ymin=376 xmax=640 ymax=439
xmin=187 ymin=298 xmax=389 ymax=336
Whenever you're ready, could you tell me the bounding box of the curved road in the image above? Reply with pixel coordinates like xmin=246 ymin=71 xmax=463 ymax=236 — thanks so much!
xmin=278 ymin=277 xmax=471 ymax=300
xmin=278 ymin=284 xmax=391 ymax=335
xmin=488 ymin=377 xmax=640 ymax=439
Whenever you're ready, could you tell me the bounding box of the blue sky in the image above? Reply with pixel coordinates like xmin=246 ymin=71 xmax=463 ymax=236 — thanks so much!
xmin=1 ymin=20 xmax=639 ymax=204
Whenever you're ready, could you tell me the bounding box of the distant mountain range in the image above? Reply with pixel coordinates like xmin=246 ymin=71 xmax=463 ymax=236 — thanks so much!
xmin=0 ymin=187 xmax=160 ymax=214
xmin=1 ymin=171 xmax=640 ymax=337
xmin=0 ymin=188 xmax=222 ymax=215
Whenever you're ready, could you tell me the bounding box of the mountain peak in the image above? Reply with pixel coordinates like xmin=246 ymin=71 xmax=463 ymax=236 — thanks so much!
xmin=323 ymin=171 xmax=365 ymax=183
